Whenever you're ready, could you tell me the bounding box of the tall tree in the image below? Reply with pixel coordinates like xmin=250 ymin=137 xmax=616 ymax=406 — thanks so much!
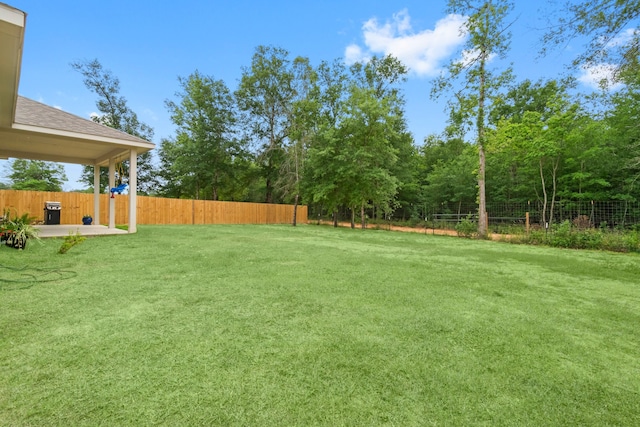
xmin=162 ymin=71 xmax=244 ymax=200
xmin=8 ymin=159 xmax=67 ymax=192
xmin=340 ymin=85 xmax=400 ymax=228
xmin=71 ymin=59 xmax=156 ymax=193
xmin=235 ymin=46 xmax=297 ymax=203
xmin=278 ymin=57 xmax=319 ymax=225
xmin=303 ymin=59 xmax=350 ymax=225
xmin=431 ymin=0 xmax=514 ymax=237
xmin=350 ymin=55 xmax=415 ymax=222
xmin=305 ymin=56 xmax=408 ymax=228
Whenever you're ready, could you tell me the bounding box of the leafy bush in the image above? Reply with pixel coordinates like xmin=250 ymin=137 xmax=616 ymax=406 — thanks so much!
xmin=548 ymin=220 xmax=576 ymax=248
xmin=455 ymin=216 xmax=477 ymax=238
xmin=506 ymin=221 xmax=640 ymax=253
xmin=600 ymin=230 xmax=639 ymax=253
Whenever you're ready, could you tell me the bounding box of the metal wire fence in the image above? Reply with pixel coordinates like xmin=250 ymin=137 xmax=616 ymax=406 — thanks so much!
xmin=309 ymin=200 xmax=640 ymax=231
xmin=423 ymin=200 xmax=640 ymax=231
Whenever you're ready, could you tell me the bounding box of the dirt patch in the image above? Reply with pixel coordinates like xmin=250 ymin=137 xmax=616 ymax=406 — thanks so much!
xmin=314 ymin=220 xmax=513 ymax=241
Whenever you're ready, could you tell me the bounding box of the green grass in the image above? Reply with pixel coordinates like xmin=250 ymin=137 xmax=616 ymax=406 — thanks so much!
xmin=1 ymin=224 xmax=639 ymax=426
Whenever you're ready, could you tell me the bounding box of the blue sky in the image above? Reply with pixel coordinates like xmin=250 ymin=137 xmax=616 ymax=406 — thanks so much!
xmin=4 ymin=0 xmax=604 ymax=190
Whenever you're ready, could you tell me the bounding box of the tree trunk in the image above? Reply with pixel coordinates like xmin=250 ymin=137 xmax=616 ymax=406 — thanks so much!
xmin=292 ymin=193 xmax=299 ymax=226
xmin=478 ymin=144 xmax=487 ymax=236
xmin=333 ymin=211 xmax=338 ymax=227
xmin=351 ymin=208 xmax=355 ymax=229
xmin=265 ymin=177 xmax=273 ymax=204
xmin=549 ymin=157 xmax=559 ymax=228
xmin=360 ymin=203 xmax=366 ymax=229
xmin=477 ymin=49 xmax=488 ymax=238
xmin=539 ymin=158 xmax=548 ymax=229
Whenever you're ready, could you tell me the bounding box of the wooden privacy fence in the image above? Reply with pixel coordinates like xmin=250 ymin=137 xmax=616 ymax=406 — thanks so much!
xmin=0 ymin=190 xmax=307 ymax=225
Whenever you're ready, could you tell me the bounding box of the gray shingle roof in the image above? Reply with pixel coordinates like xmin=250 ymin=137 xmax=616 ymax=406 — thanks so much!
xmin=14 ymin=96 xmax=151 ymax=145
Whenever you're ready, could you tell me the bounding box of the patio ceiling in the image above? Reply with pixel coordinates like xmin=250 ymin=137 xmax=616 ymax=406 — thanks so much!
xmin=0 ymin=3 xmax=154 ymax=167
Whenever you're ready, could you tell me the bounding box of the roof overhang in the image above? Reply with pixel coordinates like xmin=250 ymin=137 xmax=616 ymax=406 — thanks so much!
xmin=1 ymin=96 xmax=155 ymax=166
xmin=0 ymin=121 xmax=154 ymax=166
xmin=0 ymin=3 xmax=25 ymax=129
xmin=0 ymin=3 xmax=154 ymax=167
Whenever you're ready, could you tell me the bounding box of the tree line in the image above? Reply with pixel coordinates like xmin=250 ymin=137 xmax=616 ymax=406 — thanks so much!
xmin=3 ymin=0 xmax=639 ymax=231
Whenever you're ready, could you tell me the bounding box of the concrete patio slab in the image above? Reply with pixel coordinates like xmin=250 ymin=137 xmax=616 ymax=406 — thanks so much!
xmin=36 ymin=225 xmax=129 ymax=238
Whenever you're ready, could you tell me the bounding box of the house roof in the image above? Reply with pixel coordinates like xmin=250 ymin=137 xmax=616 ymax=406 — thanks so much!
xmin=0 ymin=96 xmax=155 ymax=166
xmin=0 ymin=2 xmax=154 ymax=167
xmin=14 ymin=96 xmax=149 ymax=145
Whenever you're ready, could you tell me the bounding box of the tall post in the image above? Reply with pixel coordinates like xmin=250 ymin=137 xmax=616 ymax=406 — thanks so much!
xmin=93 ymin=165 xmax=101 ymax=225
xmin=128 ymin=149 xmax=137 ymax=233
xmin=108 ymin=158 xmax=116 ymax=229
xmin=525 ymin=212 xmax=530 ymax=234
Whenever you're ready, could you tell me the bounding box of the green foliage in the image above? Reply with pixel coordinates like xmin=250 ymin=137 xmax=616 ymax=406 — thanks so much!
xmin=512 ymin=220 xmax=639 ymax=252
xmin=1 ymin=211 xmax=40 ymax=250
xmin=8 ymin=159 xmax=67 ymax=192
xmin=235 ymin=46 xmax=297 ymax=203
xmin=304 ymin=55 xmax=409 ymax=226
xmin=58 ymin=231 xmax=86 ymax=254
xmin=161 ymin=71 xmax=246 ymax=201
xmin=455 ymin=215 xmax=477 ymax=238
xmin=421 ymin=143 xmax=478 ymax=210
xmin=542 ymin=0 xmax=640 ymax=75
xmin=71 ymin=59 xmax=156 ymax=193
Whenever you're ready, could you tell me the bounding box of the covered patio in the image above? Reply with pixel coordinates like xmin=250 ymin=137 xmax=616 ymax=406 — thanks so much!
xmin=0 ymin=3 xmax=155 ymax=234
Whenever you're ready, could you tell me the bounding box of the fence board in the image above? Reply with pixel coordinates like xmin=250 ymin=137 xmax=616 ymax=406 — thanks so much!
xmin=0 ymin=190 xmax=307 ymax=226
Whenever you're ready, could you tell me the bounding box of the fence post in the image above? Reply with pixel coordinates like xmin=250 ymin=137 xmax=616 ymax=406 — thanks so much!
xmin=526 ymin=212 xmax=530 ymax=234
xmin=485 ymin=211 xmax=489 ymax=233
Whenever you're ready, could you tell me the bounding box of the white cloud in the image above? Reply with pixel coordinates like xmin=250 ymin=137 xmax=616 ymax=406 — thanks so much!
xmin=345 ymin=44 xmax=369 ymax=65
xmin=604 ymin=28 xmax=637 ymax=48
xmin=454 ymin=48 xmax=497 ymax=69
xmin=345 ymin=9 xmax=467 ymax=77
xmin=578 ymin=63 xmax=623 ymax=90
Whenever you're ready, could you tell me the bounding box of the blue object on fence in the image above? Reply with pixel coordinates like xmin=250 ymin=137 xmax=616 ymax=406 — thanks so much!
xmin=110 ymin=183 xmax=128 ymax=198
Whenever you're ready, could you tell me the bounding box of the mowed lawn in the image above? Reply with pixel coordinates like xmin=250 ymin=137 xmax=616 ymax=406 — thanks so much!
xmin=1 ymin=225 xmax=639 ymax=426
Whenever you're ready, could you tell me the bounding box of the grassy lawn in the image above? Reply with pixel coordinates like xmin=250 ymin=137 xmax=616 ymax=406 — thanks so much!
xmin=1 ymin=224 xmax=639 ymax=426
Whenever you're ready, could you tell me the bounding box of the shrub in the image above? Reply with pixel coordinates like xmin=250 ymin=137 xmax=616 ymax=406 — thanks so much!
xmin=506 ymin=221 xmax=640 ymax=253
xmin=455 ymin=216 xmax=477 ymax=238
xmin=601 ymin=230 xmax=639 ymax=253
xmin=548 ymin=220 xmax=576 ymax=248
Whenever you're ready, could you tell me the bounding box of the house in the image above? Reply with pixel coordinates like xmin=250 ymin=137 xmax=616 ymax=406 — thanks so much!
xmin=0 ymin=2 xmax=155 ymax=233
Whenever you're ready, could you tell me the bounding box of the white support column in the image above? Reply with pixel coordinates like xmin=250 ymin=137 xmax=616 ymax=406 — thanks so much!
xmin=128 ymin=149 xmax=137 ymax=233
xmin=108 ymin=158 xmax=116 ymax=229
xmin=93 ymin=165 xmax=101 ymax=225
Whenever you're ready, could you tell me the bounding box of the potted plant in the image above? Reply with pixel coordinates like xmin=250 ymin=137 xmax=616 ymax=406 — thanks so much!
xmin=4 ymin=212 xmax=39 ymax=249
xmin=82 ymin=214 xmax=93 ymax=225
